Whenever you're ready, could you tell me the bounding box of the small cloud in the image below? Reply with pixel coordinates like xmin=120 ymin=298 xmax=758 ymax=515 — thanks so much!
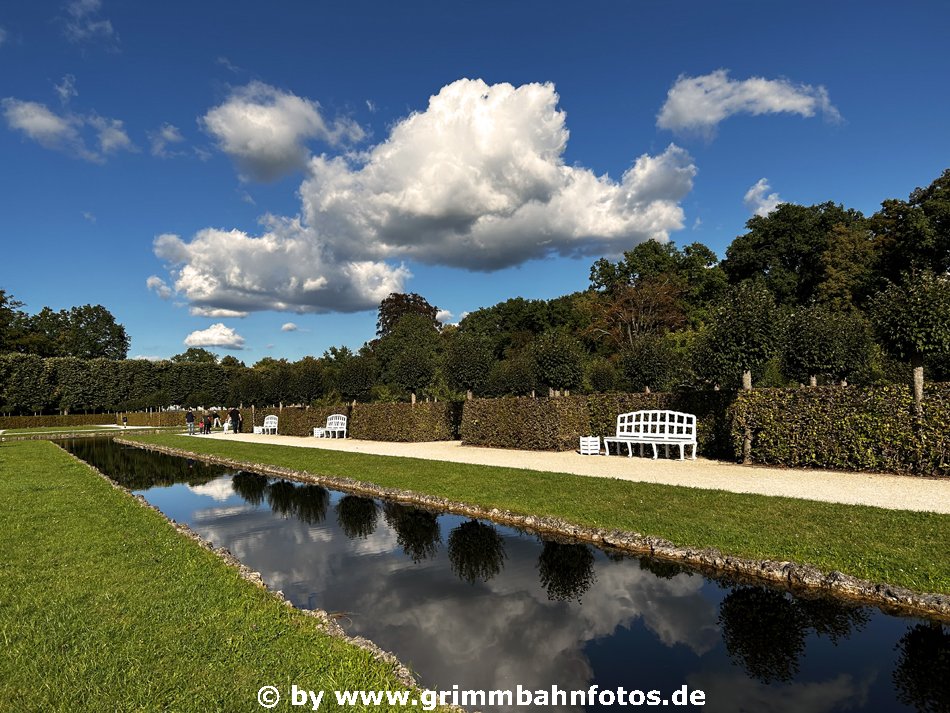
xmin=81 ymin=210 xmax=96 ymax=223
xmin=366 ymin=99 xmax=377 ymax=113
xmin=62 ymin=0 xmax=117 ymax=45
xmin=744 ymin=178 xmax=784 ymax=217
xmin=239 ymin=190 xmax=256 ymax=206
xmin=657 ymin=69 xmax=841 ymax=137
xmin=55 ymin=74 xmax=78 ymax=105
xmin=216 ymin=56 xmax=241 ymax=73
xmin=193 ymin=145 xmax=212 ymax=162
xmin=184 ymin=323 xmax=245 ymax=350
xmin=435 ymin=309 xmax=453 ymax=323
xmin=130 ymin=354 xmax=164 ymax=361
xmin=0 ymin=27 xmax=8 ymax=47
xmin=189 ymin=306 xmax=249 ymax=318
xmin=691 ymin=216 xmax=702 ymax=230
xmin=148 ymin=122 xmax=185 ymax=158
xmin=266 ymin=344 xmax=274 ymax=349
xmin=281 ymin=322 xmax=298 ymax=332
xmin=146 ymin=275 xmax=172 ymax=299
xmin=2 ymin=98 xmax=135 ymax=162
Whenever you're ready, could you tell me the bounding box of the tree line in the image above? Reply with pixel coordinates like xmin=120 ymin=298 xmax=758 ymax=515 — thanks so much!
xmin=1 ymin=168 xmax=949 ymax=415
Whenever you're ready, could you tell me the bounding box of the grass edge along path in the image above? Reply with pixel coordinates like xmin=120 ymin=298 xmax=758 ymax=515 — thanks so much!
xmin=0 ymin=440 xmax=451 ymax=712
xmin=126 ymin=433 xmax=950 ymax=600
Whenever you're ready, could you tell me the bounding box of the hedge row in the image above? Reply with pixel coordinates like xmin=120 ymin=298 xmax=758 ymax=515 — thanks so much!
xmin=729 ymin=384 xmax=950 ymax=476
xmin=350 ymin=402 xmax=460 ymax=442
xmin=460 ymin=392 xmax=734 ymax=455
xmin=237 ymin=406 xmax=350 ymax=437
xmin=0 ymin=413 xmax=118 ymax=429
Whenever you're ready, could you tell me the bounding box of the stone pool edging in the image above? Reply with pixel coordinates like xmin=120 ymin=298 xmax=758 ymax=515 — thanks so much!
xmin=58 ymin=445 xmax=451 ymax=703
xmin=115 ymin=438 xmax=950 ymax=623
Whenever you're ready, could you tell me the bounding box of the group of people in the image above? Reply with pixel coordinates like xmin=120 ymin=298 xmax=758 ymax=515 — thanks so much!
xmin=185 ymin=407 xmax=243 ymax=435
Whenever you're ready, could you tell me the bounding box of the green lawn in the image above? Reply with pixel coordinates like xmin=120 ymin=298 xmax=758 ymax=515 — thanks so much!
xmin=0 ymin=440 xmax=441 ymax=712
xmin=127 ymin=433 xmax=950 ymax=596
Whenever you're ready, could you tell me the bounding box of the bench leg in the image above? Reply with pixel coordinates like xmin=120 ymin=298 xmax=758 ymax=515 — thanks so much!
xmin=651 ymin=443 xmax=658 ymax=460
xmin=679 ymin=443 xmax=685 ymax=461
xmin=692 ymin=444 xmax=697 ymax=460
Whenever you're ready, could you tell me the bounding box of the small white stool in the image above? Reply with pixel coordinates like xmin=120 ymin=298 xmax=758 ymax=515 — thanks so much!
xmin=579 ymin=436 xmax=601 ymax=455
xmin=253 ymin=426 xmax=263 ymax=434
xmin=313 ymin=427 xmax=326 ymax=438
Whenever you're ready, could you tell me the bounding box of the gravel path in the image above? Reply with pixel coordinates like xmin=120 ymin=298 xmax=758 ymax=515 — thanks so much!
xmin=194 ymin=433 xmax=950 ymax=514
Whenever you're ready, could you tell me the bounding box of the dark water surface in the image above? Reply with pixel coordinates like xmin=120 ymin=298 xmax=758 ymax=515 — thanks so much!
xmin=62 ymin=438 xmax=949 ymax=713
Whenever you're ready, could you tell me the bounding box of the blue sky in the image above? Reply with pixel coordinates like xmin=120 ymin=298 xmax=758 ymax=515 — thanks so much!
xmin=2 ymin=1 xmax=948 ymax=362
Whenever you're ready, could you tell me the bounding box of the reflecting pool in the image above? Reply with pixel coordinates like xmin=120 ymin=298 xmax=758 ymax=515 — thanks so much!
xmin=63 ymin=438 xmax=949 ymax=713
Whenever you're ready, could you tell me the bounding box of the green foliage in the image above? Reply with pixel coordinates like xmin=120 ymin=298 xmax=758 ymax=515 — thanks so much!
xmin=723 ymin=202 xmax=866 ymax=307
xmin=530 ymin=330 xmax=584 ymax=391
xmin=0 ymin=353 xmax=52 ymax=414
xmin=460 ymin=396 xmax=591 ymax=450
xmin=170 ymin=347 xmax=218 ymax=363
xmin=585 ymin=357 xmax=619 ymax=393
xmin=336 ymin=354 xmax=378 ymax=402
xmin=445 ymin=331 xmax=495 ymax=393
xmin=376 ymin=292 xmax=440 ymax=337
xmin=618 ymin=334 xmax=680 ymax=392
xmin=869 ymin=271 xmax=950 ymax=363
xmin=693 ymin=281 xmax=784 ymax=387
xmin=350 ymin=402 xmax=460 ymax=441
xmin=484 ymin=356 xmax=537 ymax=396
xmin=729 ymin=384 xmax=950 ymax=475
xmin=781 ymin=305 xmax=874 ymax=383
xmin=376 ymin=313 xmax=440 ymax=395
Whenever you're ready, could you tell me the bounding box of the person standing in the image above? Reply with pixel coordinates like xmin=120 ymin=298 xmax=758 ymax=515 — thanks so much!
xmin=186 ymin=409 xmax=195 ymax=435
xmin=228 ymin=407 xmax=242 ymax=434
xmin=212 ymin=410 xmax=220 ymax=429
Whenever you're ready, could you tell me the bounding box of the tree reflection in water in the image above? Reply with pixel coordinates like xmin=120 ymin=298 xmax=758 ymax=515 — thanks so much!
xmin=447 ymin=519 xmax=507 ymax=584
xmin=382 ymin=503 xmax=441 ymax=562
xmin=265 ymin=480 xmax=330 ymax=525
xmin=231 ymin=472 xmax=268 ymax=506
xmin=638 ymin=556 xmax=692 ymax=580
xmin=719 ymin=585 xmax=870 ymax=684
xmin=61 ymin=438 xmax=226 ymax=490
xmin=892 ymin=623 xmax=950 ymax=713
xmin=335 ymin=496 xmax=379 ymax=539
xmin=536 ymin=540 xmax=596 ymax=603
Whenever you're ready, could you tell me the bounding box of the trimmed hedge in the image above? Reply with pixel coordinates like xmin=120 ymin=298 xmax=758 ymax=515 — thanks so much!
xmin=730 ymin=384 xmax=950 ymax=476
xmin=350 ymin=402 xmax=460 ymax=442
xmin=461 ymin=392 xmax=734 ymax=453
xmin=0 ymin=413 xmax=117 ymax=429
xmin=460 ymin=396 xmax=591 ymax=451
xmin=121 ymin=411 xmax=186 ymax=427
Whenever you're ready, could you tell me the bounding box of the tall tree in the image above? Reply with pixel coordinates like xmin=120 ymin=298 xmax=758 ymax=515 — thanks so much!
xmin=58 ymin=305 xmax=130 ymax=360
xmin=869 ymin=271 xmax=950 ymax=414
xmin=171 ymin=347 xmax=219 ymax=363
xmin=376 ymin=293 xmax=440 ymax=338
xmin=0 ymin=290 xmax=25 ymax=352
xmin=723 ymin=202 xmax=866 ymax=307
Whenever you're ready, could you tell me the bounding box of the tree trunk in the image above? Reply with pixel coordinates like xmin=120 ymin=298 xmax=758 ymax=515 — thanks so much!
xmin=809 ymin=375 xmax=817 ymax=387
xmin=411 ymin=391 xmax=416 ymax=405
xmin=742 ymin=370 xmax=752 ymax=390
xmin=912 ymin=355 xmax=925 ymax=416
xmin=466 ymin=389 xmax=473 ymax=401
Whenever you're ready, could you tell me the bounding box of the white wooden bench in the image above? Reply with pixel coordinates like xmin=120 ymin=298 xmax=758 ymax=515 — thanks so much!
xmin=262 ymin=415 xmax=278 ymax=435
xmin=314 ymin=414 xmax=347 ymax=438
xmin=603 ymin=410 xmax=697 ymax=460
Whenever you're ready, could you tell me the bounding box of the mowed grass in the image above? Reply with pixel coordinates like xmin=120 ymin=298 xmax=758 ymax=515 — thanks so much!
xmin=130 ymin=433 xmax=950 ymax=595
xmin=0 ymin=440 xmax=442 ymax=712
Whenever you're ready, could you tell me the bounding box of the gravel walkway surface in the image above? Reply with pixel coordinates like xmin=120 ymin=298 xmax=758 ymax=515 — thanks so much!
xmin=194 ymin=432 xmax=950 ymax=514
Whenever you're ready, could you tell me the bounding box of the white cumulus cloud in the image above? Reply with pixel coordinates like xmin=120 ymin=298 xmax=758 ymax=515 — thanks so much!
xmin=153 ymin=78 xmax=697 ymax=315
xmin=657 ymin=69 xmax=841 ymax=135
xmin=744 ymin=178 xmax=784 ymax=217
xmin=281 ymin=322 xmax=298 ymax=332
xmin=2 ymin=98 xmax=134 ymax=162
xmin=201 ymin=81 xmax=365 ymax=181
xmin=146 ymin=275 xmax=172 ymax=299
xmin=184 ymin=323 xmax=245 ymax=350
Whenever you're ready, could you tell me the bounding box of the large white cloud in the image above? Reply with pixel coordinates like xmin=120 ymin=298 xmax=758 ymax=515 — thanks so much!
xmin=2 ymin=97 xmax=135 ymax=162
xmin=154 ymin=78 xmax=696 ymax=314
xmin=184 ymin=323 xmax=245 ymax=350
xmin=201 ymin=81 xmax=365 ymax=181
xmin=744 ymin=178 xmax=784 ymax=217
xmin=657 ymin=69 xmax=841 ymax=135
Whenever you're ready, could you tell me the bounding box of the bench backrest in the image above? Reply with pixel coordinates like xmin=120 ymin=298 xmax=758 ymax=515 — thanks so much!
xmin=616 ymin=410 xmax=695 ymax=440
xmin=326 ymin=414 xmax=347 ymax=430
xmin=263 ymin=415 xmax=278 ymax=427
